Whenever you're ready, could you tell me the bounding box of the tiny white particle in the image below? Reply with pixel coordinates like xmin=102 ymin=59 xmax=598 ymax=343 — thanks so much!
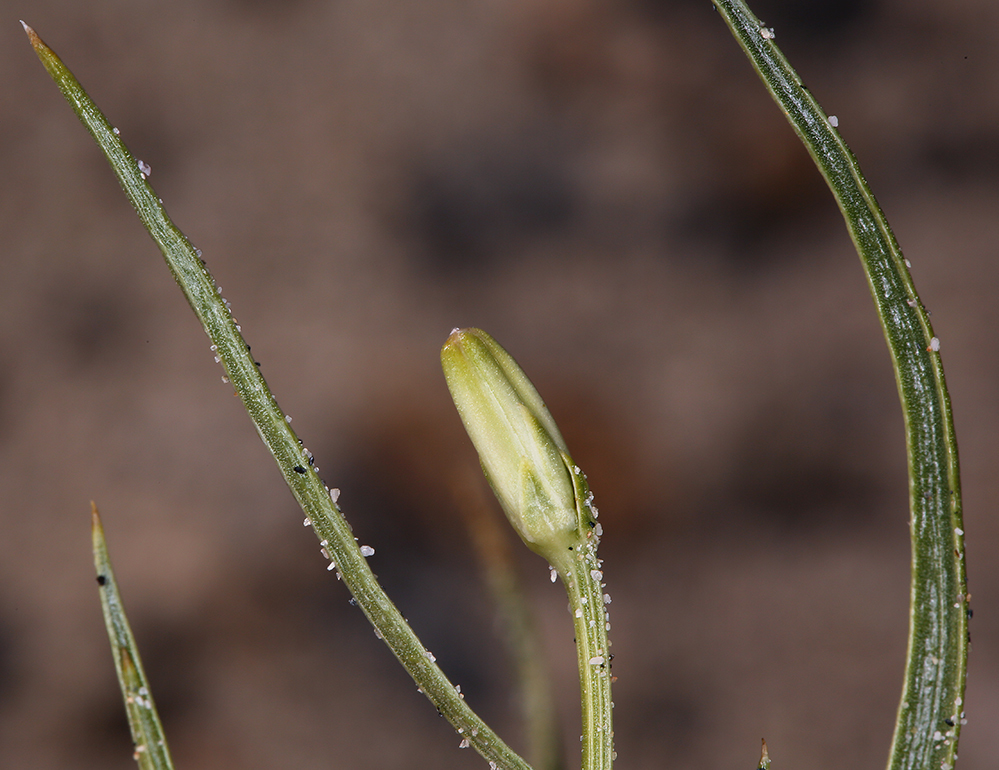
xmin=589 ymin=655 xmax=605 ymax=666
xmin=426 ymin=651 xmax=436 ymax=662
xmin=907 ymin=298 xmax=918 ymax=307
xmin=594 ymin=522 xmax=603 ymax=536
xmin=929 ymin=337 xmax=941 ymax=352
xmin=320 ymin=548 xmax=330 ymax=559
xmin=956 ymin=528 xmax=964 ymax=536
xmin=759 ymin=25 xmax=775 ymax=39
xmin=330 ymin=487 xmax=341 ymax=503
xmin=550 ymin=566 xmax=558 ymax=583
xmin=137 ymin=159 xmax=151 ymax=176
xmin=459 ymin=738 xmax=470 ymax=749
xmin=604 ymin=594 xmax=612 ymax=604
xmin=591 ymin=569 xmax=603 ymax=582
xmin=112 ymin=127 xmax=120 ymax=135
xmin=285 ymin=414 xmax=293 ymax=423
xmin=327 ymin=562 xmax=336 ymax=571
xmin=828 ymin=115 xmax=839 ymax=127
xmin=360 ymin=545 xmax=375 ymax=557
xmin=304 ymin=517 xmax=311 ymax=526
xmin=221 ymin=376 xmax=229 ymax=383
xmin=905 ymin=258 xmax=912 ymax=268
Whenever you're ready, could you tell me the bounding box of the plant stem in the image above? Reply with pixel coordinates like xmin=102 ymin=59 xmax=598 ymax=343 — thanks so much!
xmin=553 ymin=465 xmax=613 ymax=770
xmin=456 ymin=469 xmax=565 ymax=770
xmin=25 ymin=23 xmax=530 ymax=770
xmin=710 ymin=3 xmax=968 ymax=769
xmin=558 ymin=537 xmax=613 ymax=770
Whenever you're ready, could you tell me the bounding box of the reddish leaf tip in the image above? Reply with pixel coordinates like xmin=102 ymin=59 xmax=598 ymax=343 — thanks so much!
xmin=20 ymin=20 xmax=42 ymax=49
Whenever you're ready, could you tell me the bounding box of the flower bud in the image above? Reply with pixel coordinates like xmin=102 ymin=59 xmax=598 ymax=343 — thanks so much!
xmin=442 ymin=328 xmax=591 ymax=565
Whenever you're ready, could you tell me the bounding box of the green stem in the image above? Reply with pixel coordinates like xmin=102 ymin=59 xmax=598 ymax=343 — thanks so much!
xmin=553 ymin=464 xmax=614 ymax=770
xmin=457 ymin=471 xmax=564 ymax=770
xmin=559 ymin=550 xmax=613 ymax=770
xmin=25 ymin=23 xmax=529 ymax=770
xmin=710 ymin=3 xmax=968 ymax=769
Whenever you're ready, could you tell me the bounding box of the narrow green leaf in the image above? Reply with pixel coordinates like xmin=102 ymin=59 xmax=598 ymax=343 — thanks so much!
xmin=91 ymin=503 xmax=175 ymax=770
xmin=710 ymin=3 xmax=968 ymax=769
xmin=26 ymin=24 xmax=530 ymax=770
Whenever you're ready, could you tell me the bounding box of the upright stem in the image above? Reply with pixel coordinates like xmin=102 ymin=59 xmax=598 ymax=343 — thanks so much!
xmin=710 ymin=4 xmax=967 ymax=770
xmin=558 ymin=539 xmax=613 ymax=770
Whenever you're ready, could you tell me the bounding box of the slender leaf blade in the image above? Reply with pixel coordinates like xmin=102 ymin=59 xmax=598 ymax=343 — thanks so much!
xmin=710 ymin=3 xmax=968 ymax=769
xmin=25 ymin=23 xmax=531 ymax=770
xmin=91 ymin=503 xmax=175 ymax=770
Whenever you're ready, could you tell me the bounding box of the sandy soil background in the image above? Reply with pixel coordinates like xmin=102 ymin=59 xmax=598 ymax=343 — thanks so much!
xmin=2 ymin=0 xmax=997 ymax=768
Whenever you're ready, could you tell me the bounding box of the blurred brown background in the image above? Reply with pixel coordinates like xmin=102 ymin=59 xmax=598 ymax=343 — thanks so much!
xmin=2 ymin=0 xmax=997 ymax=768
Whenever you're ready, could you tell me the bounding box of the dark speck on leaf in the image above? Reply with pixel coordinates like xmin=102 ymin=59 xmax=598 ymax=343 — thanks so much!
xmin=293 ymin=465 xmax=306 ymax=474
xmin=96 ymin=575 xmax=107 ymax=586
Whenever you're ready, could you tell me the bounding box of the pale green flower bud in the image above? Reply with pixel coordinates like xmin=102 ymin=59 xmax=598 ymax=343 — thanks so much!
xmin=441 ymin=328 xmax=594 ymax=565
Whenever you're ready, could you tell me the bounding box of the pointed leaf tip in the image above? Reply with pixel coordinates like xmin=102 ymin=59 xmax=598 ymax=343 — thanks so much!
xmin=20 ymin=20 xmax=39 ymax=45
xmin=758 ymin=738 xmax=771 ymax=770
